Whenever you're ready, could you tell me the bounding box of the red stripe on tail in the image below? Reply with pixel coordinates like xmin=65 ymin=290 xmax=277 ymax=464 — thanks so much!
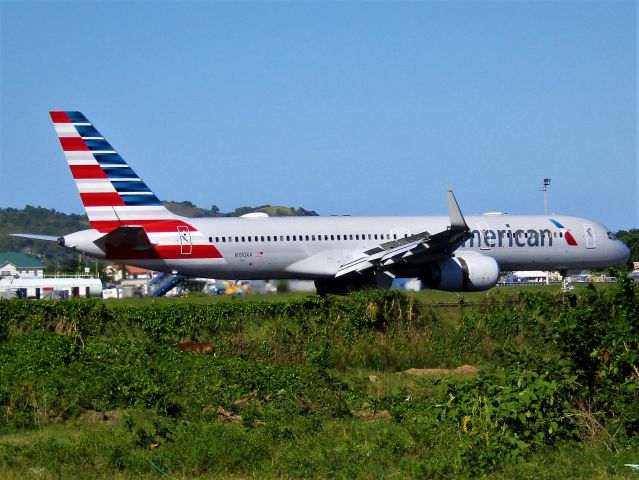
xmin=50 ymin=111 xmax=72 ymax=123
xmin=80 ymin=192 xmax=126 ymax=207
xmin=60 ymin=137 xmax=89 ymax=151
xmin=70 ymin=165 xmax=108 ymax=179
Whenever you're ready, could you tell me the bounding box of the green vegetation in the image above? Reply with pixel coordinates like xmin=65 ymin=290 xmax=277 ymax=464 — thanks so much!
xmin=1 ymin=281 xmax=638 ymax=478
xmin=617 ymin=229 xmax=639 ymax=263
xmin=0 ymin=206 xmax=89 ymax=268
xmin=160 ymin=201 xmax=318 ymax=218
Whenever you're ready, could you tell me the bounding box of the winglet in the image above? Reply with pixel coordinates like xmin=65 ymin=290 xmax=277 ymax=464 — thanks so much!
xmin=447 ymin=190 xmax=468 ymax=231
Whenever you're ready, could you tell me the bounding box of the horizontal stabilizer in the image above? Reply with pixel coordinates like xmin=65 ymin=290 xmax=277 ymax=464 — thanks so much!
xmin=11 ymin=233 xmax=60 ymax=242
xmin=94 ymin=226 xmax=155 ymax=251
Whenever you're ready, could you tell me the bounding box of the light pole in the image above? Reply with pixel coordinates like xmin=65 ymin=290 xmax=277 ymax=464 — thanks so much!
xmin=543 ymin=178 xmax=551 ymax=215
xmin=542 ymin=178 xmax=551 ymax=285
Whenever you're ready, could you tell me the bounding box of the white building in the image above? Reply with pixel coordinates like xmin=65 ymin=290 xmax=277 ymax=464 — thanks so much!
xmin=0 ymin=275 xmax=102 ymax=299
xmin=0 ymin=252 xmax=44 ymax=278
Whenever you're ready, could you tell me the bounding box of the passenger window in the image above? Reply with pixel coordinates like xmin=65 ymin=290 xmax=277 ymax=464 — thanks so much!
xmin=368 ymin=234 xmax=372 ymax=240
xmin=267 ymin=236 xmax=271 ymax=241
xmin=274 ymin=236 xmax=277 ymax=242
xmin=330 ymin=235 xmax=334 ymax=241
xmin=312 ymin=235 xmax=316 ymax=241
xmin=355 ymin=235 xmax=359 ymax=240
xmin=242 ymin=236 xmax=245 ymax=242
xmin=337 ymin=235 xmax=340 ymax=240
xmin=286 ymin=236 xmax=290 ymax=241
xmin=235 ymin=236 xmax=239 ymax=242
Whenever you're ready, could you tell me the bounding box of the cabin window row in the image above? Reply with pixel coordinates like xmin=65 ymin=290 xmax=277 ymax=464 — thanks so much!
xmin=207 ymin=233 xmax=402 ymax=244
xmin=488 ymin=231 xmax=562 ymax=239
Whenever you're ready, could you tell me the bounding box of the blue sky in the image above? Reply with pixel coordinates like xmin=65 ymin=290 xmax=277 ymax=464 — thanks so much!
xmin=1 ymin=1 xmax=636 ymax=231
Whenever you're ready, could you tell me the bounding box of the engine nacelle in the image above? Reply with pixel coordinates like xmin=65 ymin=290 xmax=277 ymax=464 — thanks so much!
xmin=420 ymin=254 xmax=499 ymax=292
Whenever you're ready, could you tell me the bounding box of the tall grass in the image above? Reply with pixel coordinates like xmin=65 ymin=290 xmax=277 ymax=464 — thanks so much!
xmin=1 ymin=281 xmax=637 ymax=478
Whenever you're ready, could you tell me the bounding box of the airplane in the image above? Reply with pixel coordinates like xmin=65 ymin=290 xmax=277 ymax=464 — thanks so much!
xmin=12 ymin=111 xmax=631 ymax=295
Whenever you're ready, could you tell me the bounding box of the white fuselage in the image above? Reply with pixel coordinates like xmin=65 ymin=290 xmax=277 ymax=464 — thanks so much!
xmin=112 ymin=213 xmax=629 ymax=279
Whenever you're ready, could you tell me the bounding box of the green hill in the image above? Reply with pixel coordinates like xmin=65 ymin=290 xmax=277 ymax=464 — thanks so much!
xmin=163 ymin=201 xmax=318 ymax=218
xmin=0 ymin=206 xmax=90 ymax=268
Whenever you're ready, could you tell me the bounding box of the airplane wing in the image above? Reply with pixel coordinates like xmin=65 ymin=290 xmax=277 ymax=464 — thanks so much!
xmin=336 ymin=190 xmax=470 ymax=278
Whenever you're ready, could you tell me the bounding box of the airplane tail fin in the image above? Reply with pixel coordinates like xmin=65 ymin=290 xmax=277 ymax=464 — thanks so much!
xmin=49 ymin=111 xmax=176 ymax=232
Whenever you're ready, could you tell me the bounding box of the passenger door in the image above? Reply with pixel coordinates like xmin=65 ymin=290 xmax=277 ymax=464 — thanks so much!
xmin=583 ymin=224 xmax=596 ymax=249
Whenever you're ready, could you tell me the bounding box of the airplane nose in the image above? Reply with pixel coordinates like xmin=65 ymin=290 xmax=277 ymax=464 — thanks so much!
xmin=618 ymin=241 xmax=631 ymax=264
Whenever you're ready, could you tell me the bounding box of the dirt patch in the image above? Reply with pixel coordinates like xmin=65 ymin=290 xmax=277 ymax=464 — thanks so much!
xmin=75 ymin=410 xmax=123 ymax=424
xmin=400 ymin=365 xmax=479 ymax=377
xmin=216 ymin=406 xmax=243 ymax=424
xmin=353 ymin=410 xmax=392 ymax=421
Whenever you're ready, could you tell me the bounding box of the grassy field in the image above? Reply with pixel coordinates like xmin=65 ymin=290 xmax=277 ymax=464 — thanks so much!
xmin=111 ymin=283 xmax=603 ymax=306
xmin=1 ymin=282 xmax=637 ymax=479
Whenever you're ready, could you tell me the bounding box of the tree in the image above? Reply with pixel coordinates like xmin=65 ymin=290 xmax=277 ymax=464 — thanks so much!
xmin=616 ymin=229 xmax=639 ymax=265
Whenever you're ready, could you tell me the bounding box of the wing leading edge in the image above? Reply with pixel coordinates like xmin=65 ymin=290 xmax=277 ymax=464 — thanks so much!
xmin=335 ymin=191 xmax=470 ymax=278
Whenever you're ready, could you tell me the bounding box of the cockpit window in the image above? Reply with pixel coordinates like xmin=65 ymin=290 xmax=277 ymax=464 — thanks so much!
xmin=607 ymin=232 xmax=617 ymax=241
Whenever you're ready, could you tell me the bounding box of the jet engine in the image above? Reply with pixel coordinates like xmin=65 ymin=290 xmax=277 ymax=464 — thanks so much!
xmin=419 ymin=254 xmax=499 ymax=292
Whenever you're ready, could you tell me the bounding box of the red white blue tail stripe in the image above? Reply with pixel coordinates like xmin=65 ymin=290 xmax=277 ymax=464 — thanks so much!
xmin=50 ymin=111 xmax=223 ymax=261
xmin=50 ymin=111 xmax=175 ymax=232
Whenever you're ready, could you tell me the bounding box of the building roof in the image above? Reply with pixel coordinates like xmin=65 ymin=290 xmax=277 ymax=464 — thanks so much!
xmin=125 ymin=265 xmax=154 ymax=275
xmin=0 ymin=252 xmax=44 ymax=269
